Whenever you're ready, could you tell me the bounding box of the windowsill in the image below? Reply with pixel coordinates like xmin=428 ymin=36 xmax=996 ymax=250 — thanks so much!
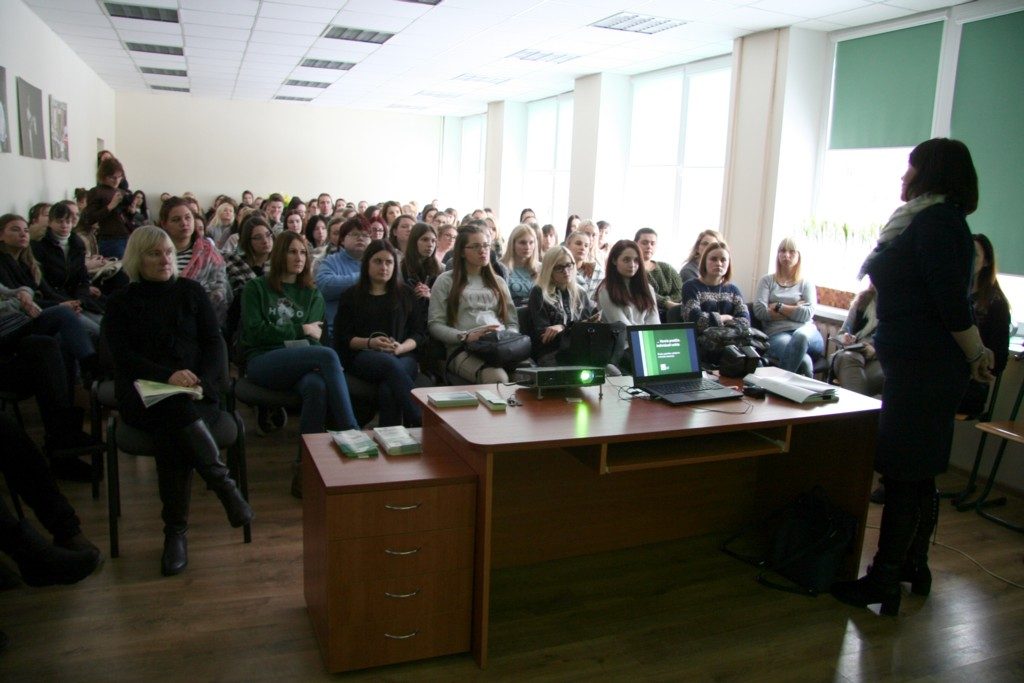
xmin=814 ymin=304 xmax=849 ymax=324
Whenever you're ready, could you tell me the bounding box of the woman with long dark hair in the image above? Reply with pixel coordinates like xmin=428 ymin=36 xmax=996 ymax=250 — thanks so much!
xmin=959 ymin=233 xmax=1011 ymax=415
xmin=832 ymin=138 xmax=994 ymax=615
xmin=401 ymin=222 xmax=440 ymax=304
xmin=83 ymin=156 xmax=132 ymax=258
xmin=335 ymin=240 xmax=424 ymax=427
xmin=597 ymin=239 xmax=659 ymax=326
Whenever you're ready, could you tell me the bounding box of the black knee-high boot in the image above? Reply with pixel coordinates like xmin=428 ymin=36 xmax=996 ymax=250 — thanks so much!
xmin=156 ymin=453 xmax=191 ymax=577
xmin=900 ymin=480 xmax=938 ymax=596
xmin=172 ymin=420 xmax=253 ymax=529
xmin=831 ymin=478 xmax=921 ymax=616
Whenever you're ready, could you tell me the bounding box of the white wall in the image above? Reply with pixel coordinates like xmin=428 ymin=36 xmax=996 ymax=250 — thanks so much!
xmin=114 ymin=92 xmax=444 ymax=209
xmin=482 ymin=100 xmax=526 ymax=225
xmin=0 ymin=0 xmax=116 ymax=215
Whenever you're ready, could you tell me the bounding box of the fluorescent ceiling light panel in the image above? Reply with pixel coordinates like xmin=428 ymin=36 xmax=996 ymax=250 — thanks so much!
xmin=126 ymin=42 xmax=184 ymax=56
xmin=301 ymin=58 xmax=355 ymax=70
xmin=508 ymin=49 xmax=579 ymax=64
xmin=105 ymin=3 xmax=179 ymax=23
xmin=591 ymin=12 xmax=686 ymax=34
xmin=140 ymin=66 xmax=187 ymax=77
xmin=151 ymin=84 xmax=189 ymax=92
xmin=284 ymin=79 xmax=331 ymax=88
xmin=275 ymin=95 xmax=313 ymax=101
xmin=323 ymin=25 xmax=394 ymax=44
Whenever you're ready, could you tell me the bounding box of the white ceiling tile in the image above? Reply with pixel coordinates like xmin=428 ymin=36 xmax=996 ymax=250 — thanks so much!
xmin=110 ymin=17 xmax=182 ymax=36
xmin=631 ymin=0 xmax=731 ymax=22
xmin=330 ymin=10 xmax=417 ymax=33
xmin=440 ymin=0 xmax=549 ymax=15
xmin=706 ymin=6 xmax=805 ymax=32
xmin=258 ymin=2 xmax=339 ymax=23
xmin=182 ymin=24 xmax=252 ymax=41
xmin=133 ymin=54 xmax=188 ymax=68
xmin=116 ymin=30 xmax=184 ymax=47
xmin=793 ymin=18 xmax=847 ymax=32
xmin=245 ymin=40 xmax=309 ymax=56
xmin=750 ymin=0 xmax=871 ymax=19
xmin=179 ymin=0 xmax=259 ymax=14
xmin=47 ymin=22 xmax=120 ymax=40
xmin=252 ymin=16 xmax=327 ymax=36
xmin=25 ymin=0 xmax=107 ymax=12
xmin=885 ymin=0 xmax=972 ymax=10
xmin=30 ymin=8 xmax=113 ymax=27
xmin=60 ymin=35 xmax=125 ymax=50
xmin=188 ymin=61 xmax=242 ymax=74
xmin=289 ymin=66 xmax=345 ymax=81
xmin=76 ymin=47 xmax=134 ymax=59
xmin=824 ymin=3 xmax=916 ymax=27
xmin=310 ymin=37 xmax=379 ymax=56
xmin=399 ymin=5 xmax=507 ymax=36
xmin=341 ymin=0 xmax=434 ymax=19
xmin=112 ymin=0 xmax=178 ymax=8
xmin=184 ymin=39 xmax=248 ymax=54
xmin=249 ymin=30 xmax=317 ymax=47
xmin=179 ymin=9 xmax=256 ymax=29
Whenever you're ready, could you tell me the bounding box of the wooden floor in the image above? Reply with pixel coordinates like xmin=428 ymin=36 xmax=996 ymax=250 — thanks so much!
xmin=2 ymin=403 xmax=1023 ymax=682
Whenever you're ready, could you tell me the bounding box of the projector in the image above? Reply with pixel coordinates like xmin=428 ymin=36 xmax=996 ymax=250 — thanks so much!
xmin=514 ymin=366 xmax=605 ymax=396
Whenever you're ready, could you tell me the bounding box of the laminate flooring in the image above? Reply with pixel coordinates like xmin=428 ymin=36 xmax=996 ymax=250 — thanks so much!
xmin=2 ymin=405 xmax=1022 ymax=682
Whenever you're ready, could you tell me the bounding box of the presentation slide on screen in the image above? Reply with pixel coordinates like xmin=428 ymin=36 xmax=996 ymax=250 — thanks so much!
xmin=637 ymin=328 xmax=695 ymax=376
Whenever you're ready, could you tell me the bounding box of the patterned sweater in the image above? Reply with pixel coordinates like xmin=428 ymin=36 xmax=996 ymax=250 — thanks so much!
xmin=681 ymin=279 xmax=748 ymax=332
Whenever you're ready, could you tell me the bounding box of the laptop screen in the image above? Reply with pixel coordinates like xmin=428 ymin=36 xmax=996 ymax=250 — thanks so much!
xmin=628 ymin=323 xmax=702 ymax=382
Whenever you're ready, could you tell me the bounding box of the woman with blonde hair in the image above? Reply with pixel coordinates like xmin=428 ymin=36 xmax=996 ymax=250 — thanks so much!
xmin=527 ymin=245 xmax=597 ymax=365
xmin=500 ymin=223 xmax=540 ymax=306
xmin=565 ymin=229 xmax=603 ymax=305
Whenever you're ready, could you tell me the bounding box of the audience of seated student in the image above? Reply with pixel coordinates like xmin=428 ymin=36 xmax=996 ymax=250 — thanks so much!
xmin=484 ymin=216 xmax=504 ymax=259
xmin=565 ymin=229 xmax=602 ymax=305
xmin=335 ymin=240 xmax=424 ymax=428
xmin=752 ymin=237 xmax=823 ymax=377
xmin=597 ymin=239 xmax=660 ymax=327
xmin=286 ymin=196 xmax=307 ymax=222
xmin=240 ymin=190 xmax=255 ymax=209
xmin=501 ymin=223 xmax=540 ymax=307
xmin=565 ymin=213 xmax=581 ymax=239
xmin=681 ymin=240 xmax=749 ymax=333
xmin=596 ymin=220 xmax=612 ymax=265
xmin=388 ymin=214 xmax=416 ymax=256
xmin=265 ymin=193 xmax=285 ymax=233
xmin=315 ymin=193 xmax=332 ymax=217
xmin=27 ymin=202 xmax=52 ymax=242
xmin=31 ymin=202 xmax=105 ymax=324
xmin=283 ymin=209 xmax=303 ymax=235
xmin=539 ymin=223 xmax=558 ymax=254
xmin=316 ymin=215 xmax=370 ymax=341
xmin=241 ymin=230 xmax=359 ymax=441
xmin=422 ymin=205 xmax=438 ymax=225
xmin=83 ymin=157 xmax=132 ymax=258
xmin=434 ymin=222 xmax=457 ymax=266
xmin=74 ymin=187 xmax=88 ymax=212
xmin=224 ymin=215 xmax=274 ymax=331
xmin=206 ymin=198 xmax=236 ymax=251
xmin=381 ymin=201 xmax=402 ymax=227
xmin=831 ymin=284 xmax=883 ymax=396
xmin=304 ymin=214 xmax=329 ymax=258
xmin=126 ymin=190 xmax=149 ymax=230
xmin=680 ymin=229 xmax=723 ymax=283
xmin=159 ymin=197 xmax=232 ymax=327
xmin=960 ymin=233 xmax=1011 ymax=415
xmin=519 ymin=208 xmax=536 ymax=225
xmin=0 ymin=214 xmax=102 ymax=355
xmin=402 ymin=222 xmax=440 ymax=307
xmin=103 ymin=226 xmax=253 ymax=576
xmin=428 ymin=224 xmax=519 ymax=383
xmin=367 ymin=216 xmax=387 ymax=242
xmin=528 ymin=245 xmax=599 ymax=366
xmin=635 ymin=227 xmax=683 ymax=320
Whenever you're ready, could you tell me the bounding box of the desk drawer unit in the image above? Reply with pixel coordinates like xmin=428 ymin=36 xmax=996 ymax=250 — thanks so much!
xmin=302 ymin=436 xmax=476 ymax=673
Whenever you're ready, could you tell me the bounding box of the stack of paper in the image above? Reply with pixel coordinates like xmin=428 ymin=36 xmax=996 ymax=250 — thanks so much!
xmin=134 ymin=379 xmax=203 ymax=408
xmin=743 ymin=368 xmax=838 ymax=404
xmin=427 ymin=391 xmax=479 ymax=408
xmin=330 ymin=430 xmax=379 ymax=458
xmin=372 ymin=426 xmax=423 ymax=455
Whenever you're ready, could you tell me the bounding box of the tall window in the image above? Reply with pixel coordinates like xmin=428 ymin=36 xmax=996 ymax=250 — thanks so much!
xmin=523 ymin=93 xmax=573 ymax=226
xmin=457 ymin=114 xmax=486 ymax=213
xmin=624 ymin=57 xmax=731 ymax=261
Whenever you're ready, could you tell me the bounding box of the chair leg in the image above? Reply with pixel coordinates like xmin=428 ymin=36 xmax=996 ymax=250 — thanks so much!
xmin=971 ymin=441 xmax=1020 ymax=533
xmin=232 ymin=412 xmax=252 ymax=545
xmin=106 ymin=417 xmax=120 ymax=558
xmin=948 ymin=432 xmax=988 ymax=509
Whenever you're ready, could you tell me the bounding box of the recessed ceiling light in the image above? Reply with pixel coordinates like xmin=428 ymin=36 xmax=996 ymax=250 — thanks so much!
xmin=127 ymin=42 xmax=184 ymax=56
xmin=140 ymin=67 xmax=187 ymax=77
xmin=285 ymin=79 xmax=331 ymax=88
xmin=323 ymin=25 xmax=393 ymax=44
xmin=151 ymin=85 xmax=189 ymax=92
xmin=105 ymin=2 xmax=179 ymax=23
xmin=508 ymin=49 xmax=579 ymax=64
xmin=591 ymin=12 xmax=685 ymax=34
xmin=453 ymin=73 xmax=509 ymax=85
xmin=275 ymin=95 xmax=313 ymax=101
xmin=301 ymin=59 xmax=355 ymax=71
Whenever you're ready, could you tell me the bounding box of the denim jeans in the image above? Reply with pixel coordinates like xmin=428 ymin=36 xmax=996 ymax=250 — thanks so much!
xmin=98 ymin=238 xmax=127 ymax=259
xmin=768 ymin=323 xmax=823 ymax=376
xmin=32 ymin=305 xmax=96 ymax=388
xmin=349 ymin=350 xmax=421 ymax=427
xmin=246 ymin=346 xmax=358 ymax=436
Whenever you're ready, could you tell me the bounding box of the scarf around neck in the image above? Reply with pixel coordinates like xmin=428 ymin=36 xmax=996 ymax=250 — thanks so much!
xmin=858 ymin=193 xmax=945 ymax=278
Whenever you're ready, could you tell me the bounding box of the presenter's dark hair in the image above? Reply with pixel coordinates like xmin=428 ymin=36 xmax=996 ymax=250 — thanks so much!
xmin=906 ymin=138 xmax=978 ymax=214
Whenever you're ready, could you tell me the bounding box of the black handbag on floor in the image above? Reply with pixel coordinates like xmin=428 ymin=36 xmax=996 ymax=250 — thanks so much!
xmin=720 ymin=487 xmax=856 ymax=596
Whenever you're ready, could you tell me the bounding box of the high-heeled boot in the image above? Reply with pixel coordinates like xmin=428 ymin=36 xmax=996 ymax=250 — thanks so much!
xmin=156 ymin=454 xmax=190 ymax=577
xmin=900 ymin=482 xmax=938 ymax=596
xmin=831 ymin=478 xmax=921 ymax=616
xmin=174 ymin=420 xmax=253 ymax=528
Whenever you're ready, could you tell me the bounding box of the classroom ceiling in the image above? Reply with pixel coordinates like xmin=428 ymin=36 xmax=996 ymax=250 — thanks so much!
xmin=24 ymin=0 xmax=968 ymax=116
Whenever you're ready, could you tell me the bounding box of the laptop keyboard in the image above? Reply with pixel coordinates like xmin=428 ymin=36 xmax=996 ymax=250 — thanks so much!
xmin=652 ymin=378 xmax=723 ymax=394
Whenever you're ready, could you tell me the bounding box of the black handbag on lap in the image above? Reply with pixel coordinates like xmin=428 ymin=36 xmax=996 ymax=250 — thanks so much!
xmin=720 ymin=487 xmax=856 ymax=596
xmin=465 ymin=329 xmax=532 ymax=367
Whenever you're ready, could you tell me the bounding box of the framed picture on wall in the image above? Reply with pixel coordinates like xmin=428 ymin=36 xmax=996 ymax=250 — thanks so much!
xmin=0 ymin=67 xmax=11 ymax=154
xmin=49 ymin=95 xmax=68 ymax=161
xmin=17 ymin=77 xmax=45 ymax=159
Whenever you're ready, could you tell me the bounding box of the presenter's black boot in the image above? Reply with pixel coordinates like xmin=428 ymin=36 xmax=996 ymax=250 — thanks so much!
xmin=179 ymin=420 xmax=253 ymax=528
xmin=900 ymin=484 xmax=938 ymax=596
xmin=831 ymin=479 xmax=919 ymax=616
xmin=157 ymin=456 xmax=190 ymax=577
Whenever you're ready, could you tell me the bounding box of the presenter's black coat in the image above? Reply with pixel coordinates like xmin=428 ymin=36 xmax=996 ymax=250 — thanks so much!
xmin=866 ymin=202 xmax=973 ymax=481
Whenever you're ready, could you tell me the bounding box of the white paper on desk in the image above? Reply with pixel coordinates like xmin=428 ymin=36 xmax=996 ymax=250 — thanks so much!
xmin=743 ymin=367 xmax=838 ymax=404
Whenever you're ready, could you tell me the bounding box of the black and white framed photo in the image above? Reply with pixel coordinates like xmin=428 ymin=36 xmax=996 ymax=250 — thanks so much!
xmin=17 ymin=76 xmax=45 ymax=159
xmin=0 ymin=67 xmax=11 ymax=154
xmin=49 ymin=95 xmax=68 ymax=161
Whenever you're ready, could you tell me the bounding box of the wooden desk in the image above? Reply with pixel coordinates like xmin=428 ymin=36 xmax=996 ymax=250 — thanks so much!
xmin=411 ymin=382 xmax=881 ymax=667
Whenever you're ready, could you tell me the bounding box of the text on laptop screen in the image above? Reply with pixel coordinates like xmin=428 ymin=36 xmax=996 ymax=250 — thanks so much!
xmin=632 ymin=326 xmax=700 ymax=378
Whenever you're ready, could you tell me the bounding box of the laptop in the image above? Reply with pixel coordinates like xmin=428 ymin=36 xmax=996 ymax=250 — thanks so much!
xmin=626 ymin=322 xmax=742 ymax=405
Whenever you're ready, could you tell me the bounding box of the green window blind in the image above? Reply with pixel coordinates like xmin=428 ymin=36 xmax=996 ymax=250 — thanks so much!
xmin=951 ymin=10 xmax=1024 ymax=275
xmin=829 ymin=22 xmax=943 ymax=150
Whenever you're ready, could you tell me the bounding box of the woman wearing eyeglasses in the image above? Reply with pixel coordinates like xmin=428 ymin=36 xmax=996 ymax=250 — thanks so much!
xmin=428 ymin=224 xmax=518 ymax=383
xmin=527 ymin=245 xmax=597 ymax=366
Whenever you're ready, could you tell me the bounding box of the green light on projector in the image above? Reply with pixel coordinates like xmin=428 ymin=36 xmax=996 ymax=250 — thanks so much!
xmin=579 ymin=369 xmax=594 ymax=383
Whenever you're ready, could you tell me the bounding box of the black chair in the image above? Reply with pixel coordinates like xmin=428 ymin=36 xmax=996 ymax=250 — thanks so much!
xmin=100 ymin=336 xmax=251 ymax=558
xmin=944 ymin=372 xmax=1004 ymax=506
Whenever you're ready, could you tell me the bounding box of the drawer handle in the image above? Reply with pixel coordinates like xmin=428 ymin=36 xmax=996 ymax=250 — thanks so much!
xmin=384 ymin=589 xmax=421 ymax=599
xmin=384 ymin=502 xmax=422 ymax=511
xmin=384 ymin=546 xmax=421 ymax=556
xmin=384 ymin=631 xmax=419 ymax=640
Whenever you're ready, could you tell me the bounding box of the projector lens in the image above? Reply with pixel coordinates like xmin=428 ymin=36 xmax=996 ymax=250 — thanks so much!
xmin=579 ymin=370 xmax=594 ymax=383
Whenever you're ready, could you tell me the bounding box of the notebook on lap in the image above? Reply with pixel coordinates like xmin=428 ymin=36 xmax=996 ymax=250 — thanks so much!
xmin=627 ymin=323 xmax=742 ymax=405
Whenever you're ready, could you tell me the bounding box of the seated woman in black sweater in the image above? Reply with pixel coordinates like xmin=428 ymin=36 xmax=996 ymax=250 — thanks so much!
xmin=31 ymin=202 xmax=105 ymax=321
xmin=103 ymin=226 xmax=252 ymax=577
xmin=400 ymin=222 xmax=440 ymax=305
xmin=527 ymin=245 xmax=597 ymax=366
xmin=335 ymin=240 xmax=425 ymax=427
